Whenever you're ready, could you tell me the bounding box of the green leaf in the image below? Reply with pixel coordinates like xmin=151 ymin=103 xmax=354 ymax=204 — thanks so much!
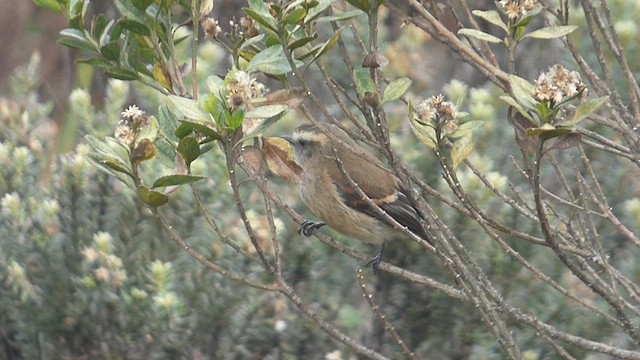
xmin=508 ymin=75 xmax=537 ymax=110
xmin=131 ymin=0 xmax=153 ymax=11
xmin=450 ymin=120 xmax=484 ymax=139
xmin=91 ymin=14 xmax=108 ymax=40
xmin=169 ymin=95 xmax=211 ymax=122
xmin=207 ymin=75 xmax=225 ymax=95
xmin=458 ymin=28 xmax=503 ymax=43
xmin=154 ymin=138 xmax=176 ymax=167
xmin=354 ymin=69 xmax=376 ymax=97
xmin=114 ymin=0 xmax=145 ymax=20
xmin=557 ymin=96 xmax=608 ymax=127
xmin=33 ymin=0 xmax=62 ymax=12
xmin=85 ymin=135 xmax=128 ymax=161
xmin=243 ymin=0 xmax=278 ymax=32
xmin=283 ymin=7 xmax=307 ymax=24
xmin=77 ymin=57 xmax=113 ymax=69
xmin=137 ymin=186 xmax=169 ymax=207
xmin=87 ymin=152 xmax=131 ymax=175
xmin=306 ymin=0 xmax=336 ymax=22
xmin=408 ymin=102 xmax=437 ymax=149
xmin=524 ymin=25 xmax=578 ymax=39
xmin=451 ymin=135 xmax=474 ymax=170
xmin=119 ymin=18 xmax=151 ymax=36
xmin=58 ymin=28 xmax=96 ymax=52
xmin=500 ymin=95 xmax=537 ymax=124
xmin=104 ymin=67 xmax=140 ymax=80
xmin=345 ymin=0 xmax=369 ymax=12
xmin=177 ymin=136 xmax=200 ymax=165
xmin=382 ymin=77 xmax=411 ymax=104
xmin=288 ymin=34 xmax=318 ymax=50
xmin=152 ymin=175 xmax=205 ymax=188
xmin=100 ymin=41 xmax=121 ymax=62
xmin=306 ymin=27 xmax=343 ymax=65
xmin=175 ymin=120 xmax=222 ymax=140
xmin=314 ymin=10 xmax=363 ymax=23
xmin=245 ymin=104 xmax=288 ymax=119
xmin=86 ymin=153 xmax=135 ymax=189
xmin=158 ymin=105 xmax=180 ymax=142
xmin=246 ymin=46 xmax=297 ymax=75
xmin=471 ymin=10 xmax=507 ymax=32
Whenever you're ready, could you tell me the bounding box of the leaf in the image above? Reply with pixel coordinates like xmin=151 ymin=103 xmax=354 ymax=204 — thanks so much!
xmin=207 ymin=75 xmax=225 ymax=95
xmin=153 ymin=63 xmax=172 ymax=90
xmin=354 ymin=69 xmax=376 ymax=97
xmin=119 ymin=18 xmax=151 ymax=36
xmin=158 ymin=105 xmax=180 ymax=142
xmin=243 ymin=0 xmax=278 ymax=32
xmin=177 ymin=136 xmax=200 ymax=166
xmin=152 ymin=175 xmax=205 ymax=188
xmin=245 ymin=104 xmax=288 ymax=119
xmin=58 ymin=28 xmax=96 ymax=52
xmin=168 ymin=95 xmax=210 ymax=121
xmin=306 ymin=0 xmax=334 ymax=22
xmin=524 ymin=25 xmax=578 ymax=39
xmin=382 ymin=77 xmax=411 ymax=104
xmin=471 ymin=10 xmax=507 ymax=31
xmin=306 ymin=27 xmax=343 ymax=65
xmin=458 ymin=29 xmax=502 ymax=43
xmin=137 ymin=186 xmax=169 ymax=207
xmin=91 ymin=14 xmax=108 ymax=40
xmin=526 ymin=124 xmax=572 ymax=141
xmin=85 ymin=135 xmax=129 ymax=163
xmin=154 ymin=138 xmax=176 ymax=167
xmin=557 ymin=96 xmax=608 ymax=127
xmin=174 ymin=120 xmax=222 ymax=140
xmin=288 ymin=34 xmax=318 ymax=50
xmin=246 ymin=46 xmax=295 ymax=75
xmin=104 ymin=67 xmax=140 ymax=80
xmin=451 ymin=135 xmax=474 ymax=170
xmin=87 ymin=152 xmax=132 ymax=175
xmin=33 ymin=0 xmax=62 ymax=12
xmin=283 ymin=7 xmax=307 ymax=24
xmin=500 ymin=95 xmax=537 ymax=123
xmin=345 ymin=0 xmax=369 ymax=12
xmin=508 ymin=75 xmax=537 ymax=110
xmin=408 ymin=103 xmax=437 ymax=149
xmin=449 ymin=120 xmax=484 ymax=139
xmin=262 ymin=137 xmax=303 ymax=184
xmin=77 ymin=57 xmax=113 ymax=69
xmin=314 ymin=10 xmax=363 ymax=23
xmin=100 ymin=41 xmax=121 ymax=62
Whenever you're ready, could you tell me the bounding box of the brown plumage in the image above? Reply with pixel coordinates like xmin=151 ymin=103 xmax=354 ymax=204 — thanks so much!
xmin=288 ymin=123 xmax=431 ymax=249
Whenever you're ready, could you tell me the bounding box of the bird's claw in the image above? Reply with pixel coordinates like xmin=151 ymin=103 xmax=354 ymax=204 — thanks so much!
xmin=365 ymin=252 xmax=383 ymax=274
xmin=298 ymin=220 xmax=326 ymax=236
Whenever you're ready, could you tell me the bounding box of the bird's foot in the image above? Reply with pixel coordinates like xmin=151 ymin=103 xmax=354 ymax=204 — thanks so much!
xmin=364 ymin=243 xmax=386 ymax=274
xmin=298 ymin=220 xmax=326 ymax=236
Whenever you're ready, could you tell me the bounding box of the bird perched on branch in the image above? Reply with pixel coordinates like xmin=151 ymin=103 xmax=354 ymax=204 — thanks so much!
xmin=285 ymin=123 xmax=433 ymax=272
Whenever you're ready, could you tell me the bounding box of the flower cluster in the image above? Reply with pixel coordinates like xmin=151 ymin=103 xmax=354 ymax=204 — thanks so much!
xmin=115 ymin=104 xmax=148 ymax=146
xmin=534 ymin=64 xmax=585 ymax=105
xmin=414 ymin=95 xmax=461 ymax=135
xmin=225 ymin=70 xmax=268 ymax=110
xmin=498 ymin=0 xmax=539 ymax=20
xmin=202 ymin=16 xmax=258 ymax=40
xmin=202 ymin=17 xmax=222 ymax=39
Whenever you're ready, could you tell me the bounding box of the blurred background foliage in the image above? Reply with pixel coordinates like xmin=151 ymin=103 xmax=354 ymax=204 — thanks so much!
xmin=1 ymin=0 xmax=640 ymax=359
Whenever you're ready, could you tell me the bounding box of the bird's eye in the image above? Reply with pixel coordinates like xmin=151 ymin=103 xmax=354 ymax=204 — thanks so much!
xmin=297 ymin=139 xmax=308 ymax=147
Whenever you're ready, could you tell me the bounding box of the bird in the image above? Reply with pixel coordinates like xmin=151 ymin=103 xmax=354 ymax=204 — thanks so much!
xmin=285 ymin=122 xmax=433 ymax=272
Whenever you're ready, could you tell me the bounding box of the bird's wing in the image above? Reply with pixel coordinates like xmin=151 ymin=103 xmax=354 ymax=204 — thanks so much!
xmin=329 ymin=164 xmax=431 ymax=243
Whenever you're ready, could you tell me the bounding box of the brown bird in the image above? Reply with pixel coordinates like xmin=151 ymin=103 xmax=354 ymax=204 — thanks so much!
xmin=286 ymin=123 xmax=433 ymax=272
